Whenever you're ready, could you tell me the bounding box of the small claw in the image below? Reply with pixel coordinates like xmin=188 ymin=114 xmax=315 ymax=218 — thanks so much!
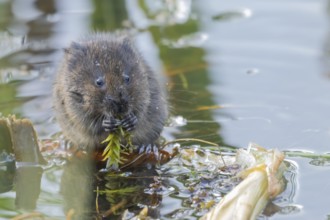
xmin=121 ymin=113 xmax=138 ymax=131
xmin=102 ymin=116 xmax=120 ymax=132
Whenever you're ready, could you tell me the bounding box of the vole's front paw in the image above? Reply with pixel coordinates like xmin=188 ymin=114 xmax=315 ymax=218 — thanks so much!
xmin=102 ymin=117 xmax=121 ymax=132
xmin=121 ymin=113 xmax=138 ymax=131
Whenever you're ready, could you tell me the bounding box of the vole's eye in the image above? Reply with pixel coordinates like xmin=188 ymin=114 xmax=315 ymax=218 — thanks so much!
xmin=123 ymin=75 xmax=130 ymax=84
xmin=95 ymin=77 xmax=105 ymax=87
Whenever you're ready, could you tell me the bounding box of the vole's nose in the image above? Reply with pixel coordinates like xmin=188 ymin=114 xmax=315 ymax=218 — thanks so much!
xmin=118 ymin=90 xmax=129 ymax=104
xmin=105 ymin=95 xmax=115 ymax=103
xmin=105 ymin=95 xmax=128 ymax=115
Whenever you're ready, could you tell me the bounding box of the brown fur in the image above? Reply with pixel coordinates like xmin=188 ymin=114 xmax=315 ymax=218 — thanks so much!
xmin=53 ymin=33 xmax=167 ymax=149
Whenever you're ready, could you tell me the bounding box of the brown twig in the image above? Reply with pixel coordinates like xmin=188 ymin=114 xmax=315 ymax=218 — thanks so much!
xmin=102 ymin=199 xmax=127 ymax=218
xmin=95 ymin=186 xmax=100 ymax=214
xmin=66 ymin=209 xmax=75 ymax=220
xmin=11 ymin=212 xmax=44 ymax=220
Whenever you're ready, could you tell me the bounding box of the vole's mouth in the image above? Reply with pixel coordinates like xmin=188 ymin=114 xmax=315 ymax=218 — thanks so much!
xmin=104 ymin=103 xmax=129 ymax=119
xmin=103 ymin=110 xmax=125 ymax=122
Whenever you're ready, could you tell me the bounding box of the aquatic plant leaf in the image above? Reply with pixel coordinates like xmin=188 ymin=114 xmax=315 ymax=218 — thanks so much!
xmin=101 ymin=127 xmax=133 ymax=168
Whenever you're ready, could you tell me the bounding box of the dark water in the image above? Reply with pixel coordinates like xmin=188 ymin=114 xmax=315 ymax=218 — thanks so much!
xmin=0 ymin=0 xmax=330 ymax=219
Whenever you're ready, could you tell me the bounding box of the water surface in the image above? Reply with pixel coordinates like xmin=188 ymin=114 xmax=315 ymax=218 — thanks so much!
xmin=1 ymin=0 xmax=330 ymax=219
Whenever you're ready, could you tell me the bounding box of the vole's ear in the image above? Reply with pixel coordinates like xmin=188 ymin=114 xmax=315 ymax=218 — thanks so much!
xmin=64 ymin=41 xmax=87 ymax=55
xmin=122 ymin=37 xmax=132 ymax=45
xmin=121 ymin=37 xmax=135 ymax=54
xmin=63 ymin=47 xmax=70 ymax=54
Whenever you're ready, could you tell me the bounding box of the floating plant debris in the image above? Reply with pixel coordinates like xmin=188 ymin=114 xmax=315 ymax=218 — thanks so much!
xmin=201 ymin=143 xmax=287 ymax=220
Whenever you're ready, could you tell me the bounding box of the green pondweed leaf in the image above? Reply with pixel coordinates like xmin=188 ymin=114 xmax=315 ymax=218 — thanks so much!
xmin=101 ymin=127 xmax=133 ymax=168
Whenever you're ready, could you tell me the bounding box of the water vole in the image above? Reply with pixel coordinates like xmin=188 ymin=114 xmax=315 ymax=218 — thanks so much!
xmin=53 ymin=33 xmax=167 ymax=149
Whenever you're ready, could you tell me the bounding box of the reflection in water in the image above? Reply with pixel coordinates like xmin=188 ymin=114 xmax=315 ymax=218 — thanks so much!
xmin=211 ymin=8 xmax=252 ymax=21
xmin=136 ymin=0 xmax=191 ymax=25
xmin=61 ymin=155 xmax=161 ymax=219
xmin=0 ymin=0 xmax=59 ymax=138
xmin=91 ymin=0 xmax=129 ymax=31
xmin=0 ymin=2 xmax=11 ymax=30
xmin=0 ymin=153 xmax=15 ymax=194
xmin=60 ymin=157 xmax=96 ymax=219
xmin=133 ymin=0 xmax=226 ymax=146
xmin=25 ymin=0 xmax=57 ymax=41
xmin=323 ymin=1 xmax=330 ymax=78
xmin=0 ymin=116 xmax=45 ymax=211
xmin=15 ymin=166 xmax=43 ymax=210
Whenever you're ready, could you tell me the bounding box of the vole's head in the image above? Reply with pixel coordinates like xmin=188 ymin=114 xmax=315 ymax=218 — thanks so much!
xmin=63 ymin=34 xmax=150 ymax=119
